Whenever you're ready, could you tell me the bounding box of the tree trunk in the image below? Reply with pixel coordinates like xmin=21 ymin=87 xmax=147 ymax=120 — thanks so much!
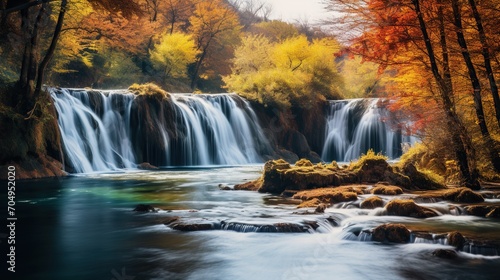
xmin=452 ymin=0 xmax=500 ymax=172
xmin=35 ymin=0 xmax=68 ymax=98
xmin=468 ymin=0 xmax=500 ymax=129
xmin=412 ymin=0 xmax=480 ymax=189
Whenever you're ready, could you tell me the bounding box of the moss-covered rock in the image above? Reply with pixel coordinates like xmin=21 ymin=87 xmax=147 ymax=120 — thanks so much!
xmin=360 ymin=196 xmax=384 ymax=209
xmin=234 ymin=178 xmax=263 ymax=191
xmin=128 ymin=83 xmax=170 ymax=100
xmin=371 ymin=184 xmax=403 ymax=195
xmin=297 ymin=198 xmax=322 ymax=208
xmin=372 ymin=223 xmax=410 ymax=243
xmin=292 ymin=186 xmax=361 ymax=204
xmin=239 ymin=154 xmax=445 ymax=195
xmin=418 ymin=187 xmax=484 ymax=203
xmin=295 ymin=158 xmax=313 ymax=167
xmin=385 ymin=199 xmax=437 ymax=218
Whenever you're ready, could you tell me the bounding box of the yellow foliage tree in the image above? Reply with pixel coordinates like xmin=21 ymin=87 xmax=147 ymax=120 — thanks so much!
xmin=150 ymin=32 xmax=198 ymax=78
xmin=224 ymin=34 xmax=342 ymax=109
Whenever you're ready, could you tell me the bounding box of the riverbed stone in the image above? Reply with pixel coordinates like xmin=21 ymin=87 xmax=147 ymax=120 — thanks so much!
xmin=133 ymin=204 xmax=158 ymax=213
xmin=371 ymin=184 xmax=403 ymax=195
xmin=385 ymin=199 xmax=437 ymax=218
xmin=432 ymin=249 xmax=458 ymax=259
xmin=372 ymin=224 xmax=410 ymax=243
xmin=360 ymin=196 xmax=384 ymax=209
xmin=292 ymin=186 xmax=360 ymax=204
xmin=297 ymin=198 xmax=322 ymax=208
xmin=138 ymin=162 xmax=159 ymax=170
xmin=448 ymin=231 xmax=466 ymax=249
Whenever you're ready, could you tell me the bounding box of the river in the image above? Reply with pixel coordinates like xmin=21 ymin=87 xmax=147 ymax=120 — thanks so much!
xmin=7 ymin=166 xmax=500 ymax=280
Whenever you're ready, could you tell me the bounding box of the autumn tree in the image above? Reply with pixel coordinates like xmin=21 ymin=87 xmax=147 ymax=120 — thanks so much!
xmin=188 ymin=0 xmax=242 ymax=89
xmin=150 ymin=31 xmax=198 ymax=79
xmin=0 ymin=0 xmax=143 ymax=176
xmin=224 ymin=34 xmax=342 ymax=109
xmin=324 ymin=0 xmax=500 ymax=188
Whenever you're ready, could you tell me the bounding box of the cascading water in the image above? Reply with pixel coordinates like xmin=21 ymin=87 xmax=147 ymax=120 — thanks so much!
xmin=50 ymin=88 xmax=273 ymax=173
xmin=321 ymin=99 xmax=416 ymax=162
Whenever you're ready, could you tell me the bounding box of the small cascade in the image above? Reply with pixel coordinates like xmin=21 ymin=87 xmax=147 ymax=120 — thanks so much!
xmin=218 ymin=221 xmax=310 ymax=233
xmin=50 ymin=88 xmax=273 ymax=172
xmin=321 ymin=99 xmax=416 ymax=162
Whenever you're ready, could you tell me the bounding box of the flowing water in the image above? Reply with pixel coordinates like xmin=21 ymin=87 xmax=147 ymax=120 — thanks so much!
xmin=50 ymin=88 xmax=272 ymax=172
xmin=322 ymin=99 xmax=416 ymax=161
xmin=9 ymin=167 xmax=500 ymax=280
xmin=28 ymin=89 xmax=499 ymax=279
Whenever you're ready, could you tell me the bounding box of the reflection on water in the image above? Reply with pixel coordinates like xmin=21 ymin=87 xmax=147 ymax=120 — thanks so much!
xmin=7 ymin=166 xmax=500 ymax=280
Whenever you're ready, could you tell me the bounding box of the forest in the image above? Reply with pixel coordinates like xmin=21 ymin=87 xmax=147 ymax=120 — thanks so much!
xmin=1 ymin=1 xmax=500 ymax=279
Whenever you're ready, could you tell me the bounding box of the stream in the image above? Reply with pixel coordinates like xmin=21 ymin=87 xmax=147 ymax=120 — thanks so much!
xmin=7 ymin=166 xmax=500 ymax=280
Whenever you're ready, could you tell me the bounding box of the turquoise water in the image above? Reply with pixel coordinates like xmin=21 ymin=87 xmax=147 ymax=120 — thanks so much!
xmin=4 ymin=166 xmax=500 ymax=280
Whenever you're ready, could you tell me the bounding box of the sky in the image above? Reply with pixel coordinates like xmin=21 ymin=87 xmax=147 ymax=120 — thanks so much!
xmin=259 ymin=0 xmax=332 ymax=23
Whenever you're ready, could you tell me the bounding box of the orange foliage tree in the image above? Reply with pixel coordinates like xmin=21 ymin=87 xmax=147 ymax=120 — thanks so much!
xmin=326 ymin=0 xmax=500 ymax=187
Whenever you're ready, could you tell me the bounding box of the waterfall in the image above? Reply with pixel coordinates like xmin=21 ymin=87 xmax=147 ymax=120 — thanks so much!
xmin=50 ymin=88 xmax=272 ymax=173
xmin=321 ymin=99 xmax=416 ymax=162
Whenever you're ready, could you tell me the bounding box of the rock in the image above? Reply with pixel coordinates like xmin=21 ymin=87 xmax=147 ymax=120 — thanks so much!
xmin=133 ymin=204 xmax=157 ymax=213
xmin=372 ymin=224 xmax=410 ymax=243
xmin=292 ymin=187 xmax=359 ymax=204
xmin=170 ymin=222 xmax=213 ymax=231
xmin=138 ymin=162 xmax=159 ymax=170
xmin=465 ymin=205 xmax=491 ymax=217
xmin=418 ymin=187 xmax=484 ymax=203
xmin=401 ymin=163 xmax=444 ymax=190
xmin=432 ymin=249 xmax=458 ymax=259
xmin=162 ymin=216 xmax=180 ymax=225
xmin=315 ymin=203 xmax=328 ymax=213
xmin=275 ymin=149 xmax=300 ymax=164
xmin=234 ymin=179 xmax=263 ymax=191
xmin=219 ymin=221 xmax=309 ymax=233
xmin=361 ymin=196 xmax=384 ymax=209
xmin=385 ymin=199 xmax=437 ymax=218
xmin=295 ymin=158 xmax=313 ymax=167
xmin=447 ymin=231 xmax=465 ymax=249
xmin=353 ymin=157 xmax=390 ymax=183
xmin=455 ymin=188 xmax=484 ymax=203
xmin=218 ymin=183 xmax=232 ymax=190
xmin=297 ymin=198 xmax=322 ymax=208
xmin=371 ymin=184 xmax=403 ymax=195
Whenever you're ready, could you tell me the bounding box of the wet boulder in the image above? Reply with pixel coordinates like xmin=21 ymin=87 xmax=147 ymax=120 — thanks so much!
xmin=167 ymin=219 xmax=215 ymax=231
xmin=432 ymin=249 xmax=458 ymax=259
xmin=133 ymin=204 xmax=158 ymax=213
xmin=372 ymin=224 xmax=410 ymax=243
xmin=360 ymin=196 xmax=384 ymax=209
xmin=385 ymin=199 xmax=437 ymax=218
xmin=138 ymin=162 xmax=159 ymax=170
xmin=234 ymin=179 xmax=263 ymax=191
xmin=297 ymin=198 xmax=321 ymax=208
xmin=371 ymin=184 xmax=403 ymax=195
xmin=447 ymin=231 xmax=465 ymax=249
xmin=292 ymin=186 xmax=360 ymax=204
